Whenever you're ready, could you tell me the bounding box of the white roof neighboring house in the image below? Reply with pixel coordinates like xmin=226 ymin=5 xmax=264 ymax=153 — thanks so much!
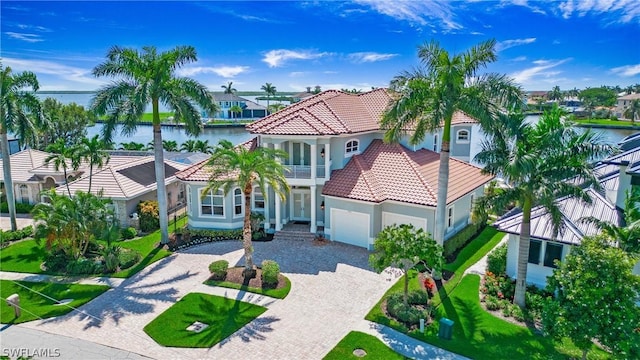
xmin=0 ymin=149 xmax=74 ymax=183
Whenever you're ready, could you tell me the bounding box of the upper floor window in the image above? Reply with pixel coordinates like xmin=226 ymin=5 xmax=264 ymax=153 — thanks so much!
xmin=201 ymin=189 xmax=224 ymax=217
xmin=456 ymin=130 xmax=470 ymax=143
xmin=345 ymin=139 xmax=360 ymax=157
xmin=433 ymin=134 xmax=438 ymax=152
xmin=253 ymin=187 xmax=265 ymax=211
xmin=234 ymin=188 xmax=243 ymax=217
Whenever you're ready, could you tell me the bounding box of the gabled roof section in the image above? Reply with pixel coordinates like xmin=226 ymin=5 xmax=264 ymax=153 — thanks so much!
xmin=322 ymin=139 xmax=493 ymax=206
xmin=246 ymin=89 xmax=391 ymax=136
xmin=0 ymin=149 xmax=54 ymax=182
xmin=175 ymin=137 xmax=257 ymax=182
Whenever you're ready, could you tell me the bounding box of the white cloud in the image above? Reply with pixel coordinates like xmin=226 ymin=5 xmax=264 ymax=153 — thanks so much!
xmin=610 ymin=64 xmax=640 ymax=77
xmin=557 ymin=0 xmax=640 ymax=24
xmin=16 ymin=24 xmax=51 ymax=32
xmin=262 ymin=49 xmax=330 ymax=68
xmin=177 ymin=66 xmax=249 ymax=78
xmin=509 ymin=58 xmax=571 ymax=85
xmin=348 ymin=52 xmax=398 ymax=63
xmin=5 ymin=32 xmax=44 ymax=43
xmin=289 ymin=71 xmax=308 ymax=77
xmin=1 ymin=57 xmax=105 ymax=86
xmin=352 ymin=0 xmax=462 ymax=30
xmin=511 ymin=56 xmax=528 ymax=62
xmin=495 ymin=38 xmax=536 ymax=51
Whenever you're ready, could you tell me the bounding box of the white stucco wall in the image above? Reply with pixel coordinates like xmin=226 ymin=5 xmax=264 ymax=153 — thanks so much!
xmin=506 ymin=234 xmax=569 ymax=288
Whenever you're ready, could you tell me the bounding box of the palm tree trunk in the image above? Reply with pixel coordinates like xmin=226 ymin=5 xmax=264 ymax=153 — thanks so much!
xmin=63 ymin=167 xmax=71 ymax=197
xmin=243 ymin=182 xmax=255 ymax=274
xmin=514 ymin=195 xmax=532 ymax=308
xmin=403 ymin=270 xmax=409 ymax=306
xmin=88 ymin=163 xmax=93 ymax=194
xmin=0 ymin=130 xmax=18 ymax=231
xmin=152 ymin=98 xmax=170 ymax=244
xmin=434 ymin=139 xmax=450 ymax=246
xmin=581 ymin=348 xmax=588 ymax=360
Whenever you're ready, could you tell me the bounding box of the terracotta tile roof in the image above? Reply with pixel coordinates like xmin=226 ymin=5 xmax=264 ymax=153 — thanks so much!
xmin=246 ymin=89 xmax=392 ymax=135
xmin=322 ymin=139 xmax=493 ymax=206
xmin=176 ymin=137 xmax=257 ymax=182
xmin=450 ymin=111 xmax=478 ymax=125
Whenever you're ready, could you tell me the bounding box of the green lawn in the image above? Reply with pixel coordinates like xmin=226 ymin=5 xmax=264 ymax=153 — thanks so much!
xmin=0 ymin=217 xmax=184 ymax=278
xmin=323 ymin=331 xmax=410 ymax=360
xmin=0 ymin=280 xmax=110 ymax=324
xmin=143 ymin=292 xmax=267 ymax=348
xmin=204 ymin=275 xmax=291 ymax=299
xmin=572 ymin=118 xmax=639 ymax=127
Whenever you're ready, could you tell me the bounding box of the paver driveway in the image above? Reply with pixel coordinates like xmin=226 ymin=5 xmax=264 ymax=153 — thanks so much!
xmin=19 ymin=239 xmax=397 ymax=359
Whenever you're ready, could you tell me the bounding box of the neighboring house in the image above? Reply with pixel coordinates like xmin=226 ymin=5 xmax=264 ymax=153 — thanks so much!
xmin=205 ymin=93 xmax=267 ymax=120
xmin=60 ymin=153 xmax=190 ymax=227
xmin=177 ymin=89 xmax=493 ymax=249
xmin=291 ymin=90 xmax=314 ymax=103
xmin=494 ymin=135 xmax=640 ymax=288
xmin=616 ymin=93 xmax=640 ymax=119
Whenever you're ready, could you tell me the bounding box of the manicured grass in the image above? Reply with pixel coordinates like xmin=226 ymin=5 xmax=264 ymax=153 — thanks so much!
xmin=572 ymin=118 xmax=639 ymax=127
xmin=143 ymin=292 xmax=267 ymax=348
xmin=323 ymin=331 xmax=410 ymax=360
xmin=204 ymin=275 xmax=291 ymax=299
xmin=0 ymin=280 xmax=110 ymax=324
xmin=139 ymin=112 xmax=174 ymax=122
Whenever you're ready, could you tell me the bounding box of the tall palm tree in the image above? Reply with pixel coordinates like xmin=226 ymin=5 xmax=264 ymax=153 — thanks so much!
xmin=194 ymin=140 xmax=212 ymax=154
xmin=45 ymin=138 xmax=79 ymax=197
xmin=205 ymin=139 xmax=289 ymax=275
xmin=381 ymin=39 xmax=522 ymax=245
xmin=221 ymin=81 xmax=236 ymax=94
xmin=0 ymin=65 xmax=41 ymax=231
xmin=90 ymin=45 xmax=218 ymax=244
xmin=77 ymin=135 xmax=110 ymax=193
xmin=474 ymin=107 xmax=611 ymax=308
xmin=180 ymin=139 xmax=197 ymax=152
xmin=623 ymin=99 xmax=640 ymax=123
xmin=261 ymin=83 xmax=276 ymax=114
xmin=118 ymin=141 xmax=146 ymax=151
xmin=548 ymin=85 xmax=563 ymax=102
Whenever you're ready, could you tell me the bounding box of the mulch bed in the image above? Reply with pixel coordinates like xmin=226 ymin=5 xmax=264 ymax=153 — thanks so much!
xmin=218 ymin=266 xmax=288 ymax=290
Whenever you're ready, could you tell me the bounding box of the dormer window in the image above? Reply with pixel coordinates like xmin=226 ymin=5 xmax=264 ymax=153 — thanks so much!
xmin=456 ymin=130 xmax=470 ymax=144
xmin=345 ymin=139 xmax=360 ymax=157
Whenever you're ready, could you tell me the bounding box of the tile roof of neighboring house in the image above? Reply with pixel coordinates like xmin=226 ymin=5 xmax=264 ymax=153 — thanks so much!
xmin=175 ymin=137 xmax=257 ymax=182
xmin=494 ymin=188 xmax=621 ymax=246
xmin=322 ymin=139 xmax=494 ymax=206
xmin=0 ymin=149 xmax=61 ymax=182
xmin=292 ymin=91 xmax=314 ymax=99
xmin=618 ymin=93 xmax=640 ymax=101
xmin=213 ymin=93 xmax=246 ymax=102
xmin=594 ymin=145 xmax=640 ymax=180
xmin=246 ymin=89 xmax=392 ymax=136
xmin=619 ymin=132 xmax=640 ymax=152
xmin=60 ymin=156 xmax=189 ymax=200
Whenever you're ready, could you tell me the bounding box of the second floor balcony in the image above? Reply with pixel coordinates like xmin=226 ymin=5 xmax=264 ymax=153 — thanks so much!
xmin=284 ymin=165 xmax=327 ymax=179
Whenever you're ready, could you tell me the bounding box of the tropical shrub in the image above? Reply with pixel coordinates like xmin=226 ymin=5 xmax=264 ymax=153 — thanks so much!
xmin=486 ymin=243 xmax=507 ymax=275
xmin=0 ymin=225 xmax=34 ymax=245
xmin=121 ymin=227 xmax=137 ymax=240
xmin=261 ymin=260 xmax=280 ymax=287
xmin=137 ymin=201 xmax=160 ymax=232
xmin=65 ymin=258 xmax=103 ymax=275
xmin=118 ymin=249 xmax=141 ymax=270
xmin=386 ymin=292 xmax=430 ymax=326
xmin=209 ymin=260 xmax=229 ymax=280
xmin=0 ymin=201 xmax=34 ymax=213
xmin=485 ymin=295 xmax=501 ymax=311
xmin=102 ymin=245 xmax=121 ymax=273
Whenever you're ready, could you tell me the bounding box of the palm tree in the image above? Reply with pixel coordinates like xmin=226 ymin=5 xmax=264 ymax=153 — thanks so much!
xmin=90 ymin=45 xmax=218 ymax=244
xmin=76 ymin=135 xmax=110 ymax=193
xmin=205 ymin=139 xmax=289 ymax=276
xmin=582 ymin=188 xmax=640 ymax=253
xmin=45 ymin=138 xmax=80 ymax=197
xmin=623 ymin=99 xmax=640 ymax=123
xmin=261 ymin=83 xmax=276 ymax=114
xmin=162 ymin=140 xmax=178 ymax=152
xmin=0 ymin=65 xmax=41 ymax=231
xmin=221 ymin=81 xmax=236 ymax=94
xmin=229 ymin=104 xmax=243 ymax=119
xmin=180 ymin=139 xmax=197 ymax=152
xmin=548 ymin=85 xmax=563 ymax=102
xmin=381 ymin=39 xmax=522 ymax=245
xmin=268 ymin=103 xmax=285 ymax=113
xmin=194 ymin=140 xmax=213 ymax=154
xmin=118 ymin=141 xmax=146 ymax=151
xmin=474 ymin=106 xmax=611 ymax=308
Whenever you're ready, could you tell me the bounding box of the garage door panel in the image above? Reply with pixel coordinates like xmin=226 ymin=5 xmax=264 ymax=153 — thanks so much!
xmin=331 ymin=209 xmax=369 ymax=248
xmin=382 ymin=212 xmax=427 ymax=231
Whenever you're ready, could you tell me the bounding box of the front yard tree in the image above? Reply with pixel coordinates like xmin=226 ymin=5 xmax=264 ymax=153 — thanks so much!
xmin=45 ymin=138 xmax=80 ymax=197
xmin=1 ymin=65 xmax=41 ymax=231
xmin=381 ymin=39 xmax=522 ymax=245
xmin=91 ymin=45 xmax=218 ymax=244
xmin=542 ymin=237 xmax=640 ymax=360
xmin=205 ymin=139 xmax=289 ymax=276
xmin=370 ymin=224 xmax=443 ymax=305
xmin=475 ymin=107 xmax=611 ymax=308
xmin=77 ymin=135 xmax=110 ymax=194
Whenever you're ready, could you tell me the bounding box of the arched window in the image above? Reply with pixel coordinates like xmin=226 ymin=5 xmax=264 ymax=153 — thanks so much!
xmin=18 ymin=184 xmax=30 ymax=204
xmin=345 ymin=139 xmax=360 ymax=157
xmin=433 ymin=134 xmax=439 ymax=152
xmin=456 ymin=129 xmax=470 ymax=143
xmin=200 ymin=189 xmax=224 ymax=217
xmin=234 ymin=188 xmax=243 ymax=217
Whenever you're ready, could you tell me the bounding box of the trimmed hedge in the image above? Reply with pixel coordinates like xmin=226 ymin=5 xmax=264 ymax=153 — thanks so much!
xmin=0 ymin=225 xmax=34 ymax=246
xmin=386 ymin=291 xmax=431 ymax=326
xmin=209 ymin=260 xmax=229 ymax=280
xmin=169 ymin=228 xmax=243 ymax=251
xmin=261 ymin=260 xmax=280 ymax=287
xmin=121 ymin=227 xmax=137 ymax=240
xmin=444 ymin=222 xmax=486 ymax=257
xmin=487 ymin=243 xmax=508 ymax=275
xmin=0 ymin=202 xmax=34 ymax=214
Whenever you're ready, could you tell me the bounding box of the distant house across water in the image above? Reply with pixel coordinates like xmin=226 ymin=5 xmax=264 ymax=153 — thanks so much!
xmin=204 ymin=93 xmax=267 ymax=120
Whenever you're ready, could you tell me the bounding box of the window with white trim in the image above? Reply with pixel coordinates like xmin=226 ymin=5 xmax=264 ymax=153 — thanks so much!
xmin=234 ymin=188 xmax=243 ymax=217
xmin=345 ymin=139 xmax=360 ymax=157
xmin=18 ymin=184 xmax=29 ymax=204
xmin=456 ymin=129 xmax=470 ymax=143
xmin=201 ymin=189 xmax=224 ymax=217
xmin=253 ymin=187 xmax=265 ymax=212
xmin=433 ymin=134 xmax=438 ymax=152
xmin=447 ymin=206 xmax=454 ymax=229
xmin=186 ymin=185 xmax=192 ymax=216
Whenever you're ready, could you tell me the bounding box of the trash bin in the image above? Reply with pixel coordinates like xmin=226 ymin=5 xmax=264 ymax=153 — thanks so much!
xmin=438 ymin=318 xmax=454 ymax=340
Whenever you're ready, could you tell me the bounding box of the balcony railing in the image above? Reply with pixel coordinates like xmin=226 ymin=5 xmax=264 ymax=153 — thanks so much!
xmin=284 ymin=165 xmax=327 ymax=179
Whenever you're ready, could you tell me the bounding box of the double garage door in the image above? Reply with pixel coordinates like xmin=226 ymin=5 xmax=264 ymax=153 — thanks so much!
xmin=330 ymin=209 xmax=428 ymax=249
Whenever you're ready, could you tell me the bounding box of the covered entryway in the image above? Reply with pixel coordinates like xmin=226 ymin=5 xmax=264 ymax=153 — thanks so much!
xmin=330 ymin=208 xmax=369 ymax=248
xmin=291 ymin=188 xmax=311 ymax=221
xmin=381 ymin=212 xmax=427 ymax=231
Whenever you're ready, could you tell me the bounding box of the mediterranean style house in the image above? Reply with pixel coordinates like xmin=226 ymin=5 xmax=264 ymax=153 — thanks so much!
xmin=177 ymin=89 xmax=494 ymax=249
xmin=494 ymin=133 xmax=640 ymax=287
xmin=206 ymin=93 xmax=267 ymax=120
xmin=616 ymin=93 xmax=640 ymax=120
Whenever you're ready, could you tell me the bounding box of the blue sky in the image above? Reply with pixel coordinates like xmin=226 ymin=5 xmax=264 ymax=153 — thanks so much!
xmin=1 ymin=1 xmax=639 ymax=92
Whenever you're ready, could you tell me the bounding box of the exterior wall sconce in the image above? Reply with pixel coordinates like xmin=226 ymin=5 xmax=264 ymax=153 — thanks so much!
xmin=320 ymin=147 xmax=325 ymax=158
xmin=320 ymin=201 xmax=325 ymax=210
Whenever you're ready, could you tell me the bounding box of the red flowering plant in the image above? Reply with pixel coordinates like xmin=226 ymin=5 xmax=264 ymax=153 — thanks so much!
xmin=423 ymin=277 xmax=436 ymax=296
xmin=482 ymin=270 xmax=515 ymax=301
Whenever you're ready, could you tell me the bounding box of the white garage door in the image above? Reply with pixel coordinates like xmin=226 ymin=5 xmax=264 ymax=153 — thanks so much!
xmin=382 ymin=212 xmax=427 ymax=231
xmin=331 ymin=208 xmax=370 ymax=248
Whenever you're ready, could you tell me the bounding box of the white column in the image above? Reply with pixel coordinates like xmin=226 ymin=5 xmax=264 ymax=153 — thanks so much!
xmin=261 ymin=140 xmax=271 ymax=230
xmin=324 ymin=143 xmax=331 ymax=180
xmin=273 ymin=143 xmax=282 ymax=231
xmin=310 ymin=185 xmax=317 ymax=233
xmin=310 ymin=143 xmax=317 ymax=180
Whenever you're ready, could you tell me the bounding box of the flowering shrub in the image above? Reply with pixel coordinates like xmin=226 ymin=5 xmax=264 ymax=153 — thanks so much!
xmin=482 ymin=271 xmax=552 ymax=322
xmin=422 ymin=277 xmax=436 ymax=295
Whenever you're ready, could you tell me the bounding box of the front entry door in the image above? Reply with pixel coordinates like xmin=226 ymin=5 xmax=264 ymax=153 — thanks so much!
xmin=292 ymin=189 xmax=312 ymax=221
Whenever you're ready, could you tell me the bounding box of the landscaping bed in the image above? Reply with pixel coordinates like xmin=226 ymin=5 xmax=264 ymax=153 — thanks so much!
xmin=323 ymin=331 xmax=410 ymax=360
xmin=204 ymin=266 xmax=291 ymax=299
